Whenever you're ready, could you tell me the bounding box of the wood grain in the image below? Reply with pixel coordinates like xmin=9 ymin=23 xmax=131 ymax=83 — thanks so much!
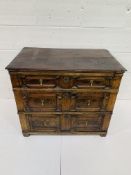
xmin=6 ymin=48 xmax=126 ymax=136
xmin=6 ymin=47 xmax=126 ymax=72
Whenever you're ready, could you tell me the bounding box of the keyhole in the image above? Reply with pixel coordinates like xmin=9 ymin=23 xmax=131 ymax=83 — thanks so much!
xmin=41 ymin=99 xmax=44 ymax=106
xmin=63 ymin=77 xmax=69 ymax=83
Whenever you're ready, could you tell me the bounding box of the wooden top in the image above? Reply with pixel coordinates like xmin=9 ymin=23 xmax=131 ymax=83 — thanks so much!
xmin=6 ymin=47 xmax=126 ymax=72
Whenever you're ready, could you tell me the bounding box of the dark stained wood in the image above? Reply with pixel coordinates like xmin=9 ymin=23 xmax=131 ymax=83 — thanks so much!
xmin=6 ymin=47 xmax=126 ymax=72
xmin=28 ymin=114 xmax=60 ymax=132
xmin=6 ymin=48 xmax=126 ymax=137
xmin=11 ymin=73 xmax=114 ymax=89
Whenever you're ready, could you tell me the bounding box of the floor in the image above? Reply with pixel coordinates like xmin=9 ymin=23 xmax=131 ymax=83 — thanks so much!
xmin=0 ymin=99 xmax=131 ymax=175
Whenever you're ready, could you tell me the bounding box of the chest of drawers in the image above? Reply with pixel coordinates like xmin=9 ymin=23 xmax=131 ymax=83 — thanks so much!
xmin=6 ymin=47 xmax=126 ymax=137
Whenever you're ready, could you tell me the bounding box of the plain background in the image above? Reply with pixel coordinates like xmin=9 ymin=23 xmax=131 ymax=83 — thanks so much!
xmin=0 ymin=0 xmax=131 ymax=175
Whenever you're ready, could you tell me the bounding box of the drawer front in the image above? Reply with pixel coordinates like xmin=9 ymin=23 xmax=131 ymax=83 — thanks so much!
xmin=75 ymin=77 xmax=112 ymax=89
xmin=70 ymin=113 xmax=103 ymax=132
xmin=27 ymin=113 xmax=103 ymax=133
xmin=17 ymin=74 xmax=113 ymax=89
xmin=59 ymin=76 xmax=112 ymax=89
xmin=70 ymin=92 xmax=110 ymax=112
xmin=28 ymin=114 xmax=60 ymax=132
xmin=19 ymin=75 xmax=57 ymax=88
xmin=22 ymin=92 xmax=62 ymax=112
xmin=18 ymin=75 xmax=74 ymax=89
xmin=22 ymin=91 xmax=109 ymax=112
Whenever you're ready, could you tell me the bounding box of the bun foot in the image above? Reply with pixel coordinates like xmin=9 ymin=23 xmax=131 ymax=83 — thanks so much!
xmin=22 ymin=132 xmax=30 ymax=137
xmin=100 ymin=133 xmax=107 ymax=137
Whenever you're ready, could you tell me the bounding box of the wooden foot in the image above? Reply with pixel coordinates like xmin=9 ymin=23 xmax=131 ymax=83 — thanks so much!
xmin=22 ymin=132 xmax=30 ymax=137
xmin=100 ymin=133 xmax=107 ymax=137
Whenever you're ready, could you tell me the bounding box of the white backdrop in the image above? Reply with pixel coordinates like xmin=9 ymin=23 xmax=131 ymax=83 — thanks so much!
xmin=0 ymin=1 xmax=131 ymax=175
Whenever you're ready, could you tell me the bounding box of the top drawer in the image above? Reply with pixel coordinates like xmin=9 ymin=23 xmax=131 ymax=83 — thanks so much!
xmin=20 ymin=75 xmax=57 ymax=88
xmin=12 ymin=73 xmax=114 ymax=89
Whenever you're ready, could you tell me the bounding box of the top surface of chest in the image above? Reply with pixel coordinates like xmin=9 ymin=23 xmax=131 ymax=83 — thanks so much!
xmin=6 ymin=47 xmax=126 ymax=72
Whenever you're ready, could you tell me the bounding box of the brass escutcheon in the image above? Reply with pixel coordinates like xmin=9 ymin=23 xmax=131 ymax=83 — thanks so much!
xmin=63 ymin=77 xmax=70 ymax=83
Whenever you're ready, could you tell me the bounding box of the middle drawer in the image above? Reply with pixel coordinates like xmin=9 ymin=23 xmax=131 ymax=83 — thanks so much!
xmin=21 ymin=91 xmax=110 ymax=112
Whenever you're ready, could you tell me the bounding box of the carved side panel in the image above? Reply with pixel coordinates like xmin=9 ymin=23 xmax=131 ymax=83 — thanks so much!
xmin=10 ymin=73 xmax=20 ymax=88
xmin=19 ymin=113 xmax=30 ymax=133
xmin=12 ymin=90 xmax=25 ymax=112
xmin=101 ymin=113 xmax=112 ymax=131
xmin=112 ymin=73 xmax=123 ymax=89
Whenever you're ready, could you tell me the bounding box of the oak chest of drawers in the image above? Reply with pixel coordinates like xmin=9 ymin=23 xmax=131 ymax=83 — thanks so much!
xmin=6 ymin=47 xmax=126 ymax=137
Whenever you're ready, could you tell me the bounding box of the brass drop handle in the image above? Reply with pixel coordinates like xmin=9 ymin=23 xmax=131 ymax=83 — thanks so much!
xmin=44 ymin=120 xmax=49 ymax=126
xmin=41 ymin=99 xmax=44 ymax=106
xmin=71 ymin=94 xmax=76 ymax=99
xmin=39 ymin=79 xmax=43 ymax=86
xmin=58 ymin=96 xmax=62 ymax=100
xmin=87 ymin=100 xmax=91 ymax=106
xmin=86 ymin=121 xmax=88 ymax=127
xmin=90 ymin=80 xmax=94 ymax=86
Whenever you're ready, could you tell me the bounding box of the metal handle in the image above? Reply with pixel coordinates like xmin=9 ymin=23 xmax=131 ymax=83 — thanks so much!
xmin=58 ymin=96 xmax=62 ymax=100
xmin=41 ymin=99 xmax=44 ymax=106
xmin=39 ymin=79 xmax=43 ymax=86
xmin=71 ymin=94 xmax=76 ymax=99
xmin=44 ymin=120 xmax=49 ymax=126
xmin=90 ymin=80 xmax=94 ymax=86
xmin=86 ymin=121 xmax=88 ymax=127
xmin=87 ymin=100 xmax=91 ymax=106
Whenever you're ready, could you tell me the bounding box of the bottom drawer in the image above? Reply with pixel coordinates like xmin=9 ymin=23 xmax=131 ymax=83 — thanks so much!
xmin=28 ymin=114 xmax=60 ymax=132
xmin=26 ymin=112 xmax=106 ymax=133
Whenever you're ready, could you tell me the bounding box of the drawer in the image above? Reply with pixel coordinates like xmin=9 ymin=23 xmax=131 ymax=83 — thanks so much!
xmin=59 ymin=76 xmax=112 ymax=89
xmin=18 ymin=75 xmax=74 ymax=89
xmin=21 ymin=91 xmax=109 ymax=112
xmin=70 ymin=92 xmax=110 ymax=112
xmin=22 ymin=91 xmax=62 ymax=112
xmin=75 ymin=76 xmax=112 ymax=89
xmin=28 ymin=114 xmax=60 ymax=132
xmin=17 ymin=74 xmax=113 ymax=89
xmin=27 ymin=113 xmax=103 ymax=133
xmin=19 ymin=75 xmax=57 ymax=88
xmin=70 ymin=113 xmax=103 ymax=132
